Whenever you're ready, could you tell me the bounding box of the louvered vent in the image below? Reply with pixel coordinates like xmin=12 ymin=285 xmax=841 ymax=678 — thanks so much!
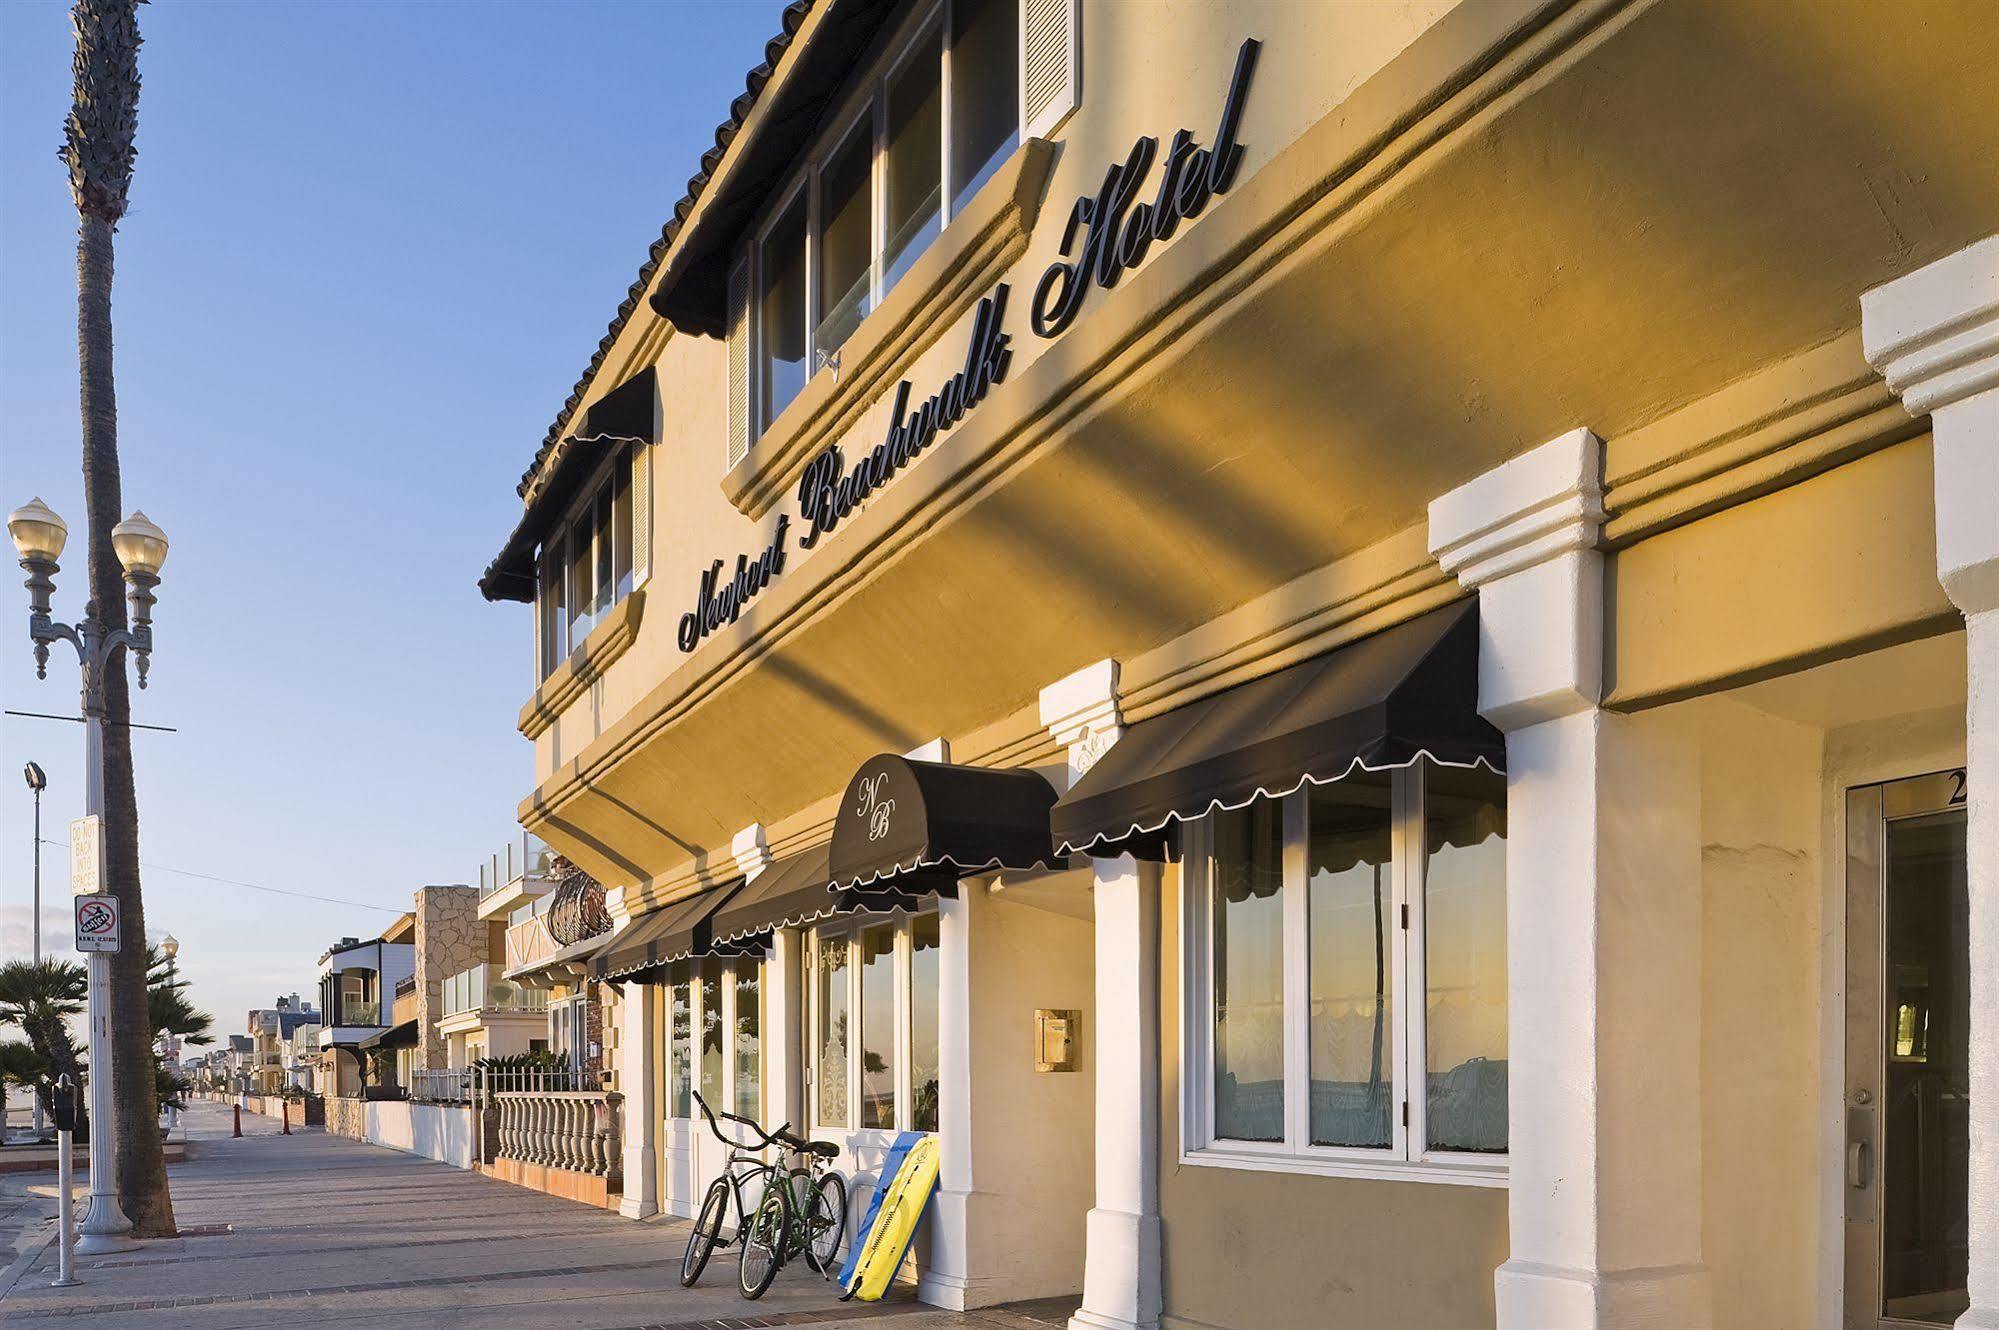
xmin=726 ymin=255 xmax=752 ymax=468
xmin=1022 ymin=0 xmax=1079 ymax=140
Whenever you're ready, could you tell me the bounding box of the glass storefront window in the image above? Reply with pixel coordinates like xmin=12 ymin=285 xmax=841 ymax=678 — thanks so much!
xmin=731 ymin=960 xmax=761 ymax=1121
xmin=909 ymin=912 xmax=941 ymax=1132
xmin=1307 ymin=778 xmax=1394 ymax=1148
xmin=859 ymin=925 xmax=898 ymax=1128
xmin=1211 ymin=799 xmax=1284 ymax=1143
xmin=816 ymin=932 xmax=850 ymax=1127
xmin=699 ymin=960 xmax=724 ymax=1110
xmin=669 ymin=978 xmax=691 ymax=1119
xmin=1190 ymin=761 xmax=1508 ymax=1176
xmin=1423 ymin=766 xmax=1507 ymax=1153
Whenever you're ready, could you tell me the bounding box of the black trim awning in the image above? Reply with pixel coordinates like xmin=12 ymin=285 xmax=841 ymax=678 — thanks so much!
xmin=709 ymin=844 xmax=932 ymax=947
xmin=828 ymin=756 xmax=1059 ymax=892
xmin=480 ymin=366 xmax=659 ymax=603
xmin=1051 ymin=601 xmax=1504 ymax=860
xmin=594 ymin=879 xmax=747 ymax=982
xmin=357 ymin=1019 xmax=418 ymax=1051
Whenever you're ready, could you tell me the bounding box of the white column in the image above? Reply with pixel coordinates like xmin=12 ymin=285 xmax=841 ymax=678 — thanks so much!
xmin=765 ymin=926 xmax=805 ymax=1133
xmin=1430 ymin=429 xmax=1710 ymax=1329
xmin=921 ymin=887 xmax=978 ymax=1309
xmin=1863 ymin=236 xmax=1999 ymax=1330
xmin=1042 ymin=660 xmax=1162 ymax=1330
xmin=616 ymin=977 xmax=658 ymax=1219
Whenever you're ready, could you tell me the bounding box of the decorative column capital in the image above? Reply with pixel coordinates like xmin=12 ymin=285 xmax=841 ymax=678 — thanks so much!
xmin=1429 ymin=430 xmax=1608 ymax=731
xmin=1862 ymin=234 xmax=1999 ymax=418
xmin=1428 ymin=427 xmax=1606 ymax=590
xmin=731 ymin=822 xmax=771 ymax=881
xmin=1863 ymin=235 xmax=1999 ymax=617
xmin=1041 ymin=659 xmax=1122 ymax=787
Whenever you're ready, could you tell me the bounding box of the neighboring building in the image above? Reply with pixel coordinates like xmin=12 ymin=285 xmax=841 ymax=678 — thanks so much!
xmin=437 ymin=842 xmax=553 ymax=1069
xmin=281 ymin=1021 xmax=322 ymax=1093
xmin=316 ymin=919 xmax=415 ymax=1097
xmin=476 ymin=3 xmax=1999 ymax=1329
xmin=244 ymin=996 xmax=319 ymax=1096
xmin=224 ymin=1035 xmax=254 ymax=1094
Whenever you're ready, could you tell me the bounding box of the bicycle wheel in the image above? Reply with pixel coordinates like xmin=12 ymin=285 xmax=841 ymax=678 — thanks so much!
xmin=802 ymin=1170 xmax=848 ymax=1276
xmin=738 ymin=1178 xmax=790 ymax=1300
xmin=681 ymin=1177 xmax=730 ymax=1288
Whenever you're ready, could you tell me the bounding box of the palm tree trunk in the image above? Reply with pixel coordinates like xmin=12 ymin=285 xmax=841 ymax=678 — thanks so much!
xmin=28 ymin=1011 xmax=89 ymax=1143
xmin=76 ymin=207 xmax=175 ymax=1237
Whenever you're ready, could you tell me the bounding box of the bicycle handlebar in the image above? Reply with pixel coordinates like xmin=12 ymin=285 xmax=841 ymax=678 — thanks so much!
xmin=691 ymin=1090 xmax=789 ymax=1152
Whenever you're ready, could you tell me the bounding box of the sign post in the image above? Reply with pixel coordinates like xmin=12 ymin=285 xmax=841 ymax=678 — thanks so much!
xmin=73 ymin=895 xmax=120 ymax=955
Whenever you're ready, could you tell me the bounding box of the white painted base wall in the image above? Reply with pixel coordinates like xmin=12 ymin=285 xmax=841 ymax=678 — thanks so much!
xmin=362 ymin=1100 xmax=479 ymax=1171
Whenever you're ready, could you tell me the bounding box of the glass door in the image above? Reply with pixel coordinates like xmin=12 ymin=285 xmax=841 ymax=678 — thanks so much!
xmin=1845 ymin=770 xmax=1971 ymax=1328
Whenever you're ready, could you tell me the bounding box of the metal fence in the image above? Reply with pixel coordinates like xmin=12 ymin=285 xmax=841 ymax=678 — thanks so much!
xmin=408 ymin=1067 xmax=474 ymax=1104
xmin=476 ymin=1065 xmax=587 ymax=1097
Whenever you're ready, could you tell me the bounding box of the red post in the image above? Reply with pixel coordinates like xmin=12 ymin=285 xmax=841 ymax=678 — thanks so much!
xmin=282 ymin=1099 xmax=291 ymax=1134
xmin=232 ymin=1103 xmax=242 ymax=1138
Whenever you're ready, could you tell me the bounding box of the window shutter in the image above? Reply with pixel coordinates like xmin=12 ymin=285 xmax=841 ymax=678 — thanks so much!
xmin=1021 ymin=0 xmax=1079 ymax=141
xmin=726 ymin=254 xmax=752 ymax=469
xmin=630 ymin=441 xmax=652 ymax=588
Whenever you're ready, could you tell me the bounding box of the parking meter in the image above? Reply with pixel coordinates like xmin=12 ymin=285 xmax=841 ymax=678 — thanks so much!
xmin=50 ymin=1078 xmax=77 ymax=1134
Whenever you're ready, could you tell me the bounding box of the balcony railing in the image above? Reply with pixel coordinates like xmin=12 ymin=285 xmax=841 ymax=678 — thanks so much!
xmin=480 ymin=833 xmax=555 ymax=899
xmin=504 ymin=914 xmax=559 ymax=973
xmin=338 ymin=1001 xmax=380 ymax=1027
xmin=441 ymin=964 xmax=549 ymax=1017
xmin=391 ymin=989 xmax=420 ymax=1028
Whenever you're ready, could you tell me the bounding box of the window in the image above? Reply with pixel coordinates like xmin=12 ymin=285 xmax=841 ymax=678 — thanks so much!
xmin=731 ymin=959 xmax=762 ymax=1120
xmin=1184 ymin=761 xmax=1508 ymax=1184
xmin=743 ymin=0 xmax=1023 ymax=444
xmin=669 ymin=978 xmax=692 ymax=1119
xmin=535 ymin=447 xmax=634 ymax=680
xmin=815 ymin=932 xmax=851 ymax=1127
xmin=810 ymin=910 xmax=942 ymax=1134
xmin=699 ymin=960 xmax=725 ymax=1109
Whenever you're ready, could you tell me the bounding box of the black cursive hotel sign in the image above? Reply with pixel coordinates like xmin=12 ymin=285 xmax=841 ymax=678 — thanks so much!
xmin=1030 ymin=37 xmax=1260 ymax=339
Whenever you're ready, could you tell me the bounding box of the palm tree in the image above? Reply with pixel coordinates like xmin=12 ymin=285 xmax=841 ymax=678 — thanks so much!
xmin=146 ymin=945 xmax=213 ymax=1054
xmin=0 ymin=1042 xmax=50 ymax=1139
xmin=61 ymin=0 xmax=173 ymax=1236
xmin=0 ymin=959 xmax=89 ymax=1141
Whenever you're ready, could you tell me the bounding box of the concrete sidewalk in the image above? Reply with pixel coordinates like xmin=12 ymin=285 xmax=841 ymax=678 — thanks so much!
xmin=0 ymin=1101 xmax=1075 ymax=1330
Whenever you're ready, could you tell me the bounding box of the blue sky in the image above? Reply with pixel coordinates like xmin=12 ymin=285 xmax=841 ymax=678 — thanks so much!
xmin=0 ymin=0 xmax=784 ymax=1034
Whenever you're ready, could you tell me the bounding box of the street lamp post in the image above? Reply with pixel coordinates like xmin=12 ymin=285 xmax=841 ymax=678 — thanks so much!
xmin=8 ymin=496 xmax=168 ymax=1258
xmin=22 ymin=761 xmax=47 ymax=1137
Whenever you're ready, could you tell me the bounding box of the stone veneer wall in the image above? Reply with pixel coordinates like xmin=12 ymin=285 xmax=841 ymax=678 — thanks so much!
xmin=325 ymin=1096 xmax=365 ymax=1140
xmin=415 ymin=884 xmax=483 ymax=1071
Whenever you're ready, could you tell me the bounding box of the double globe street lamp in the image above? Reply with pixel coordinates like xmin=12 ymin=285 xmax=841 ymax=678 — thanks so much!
xmin=7 ymin=495 xmax=168 ymax=1256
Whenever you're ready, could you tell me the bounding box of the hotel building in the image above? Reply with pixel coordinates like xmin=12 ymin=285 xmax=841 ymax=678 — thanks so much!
xmin=479 ymin=2 xmax=1999 ymax=1327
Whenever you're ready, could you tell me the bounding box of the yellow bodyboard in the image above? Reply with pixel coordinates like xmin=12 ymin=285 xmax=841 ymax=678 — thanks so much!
xmin=848 ymin=1135 xmax=941 ymax=1302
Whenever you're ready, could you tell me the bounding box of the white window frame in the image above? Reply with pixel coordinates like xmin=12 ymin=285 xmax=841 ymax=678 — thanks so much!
xmin=806 ymin=910 xmax=933 ymax=1136
xmin=744 ymin=0 xmax=1021 ymax=445
xmin=1180 ymin=766 xmax=1509 ymax=1189
xmin=534 ymin=444 xmax=634 ymax=682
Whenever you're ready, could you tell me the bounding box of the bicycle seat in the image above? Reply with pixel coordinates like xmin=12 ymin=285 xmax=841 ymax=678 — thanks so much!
xmin=773 ymin=1127 xmax=839 ymax=1159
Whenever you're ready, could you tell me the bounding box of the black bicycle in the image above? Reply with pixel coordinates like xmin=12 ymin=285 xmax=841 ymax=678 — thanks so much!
xmin=680 ymin=1092 xmax=848 ymax=1299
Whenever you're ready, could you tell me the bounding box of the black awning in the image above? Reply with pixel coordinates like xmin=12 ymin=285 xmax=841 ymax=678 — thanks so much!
xmin=480 ymin=366 xmax=659 ymax=603
xmin=828 ymin=756 xmax=1059 ymax=891
xmin=1051 ymin=601 xmax=1504 ymax=860
xmin=594 ymin=879 xmax=746 ymax=982
xmin=709 ymin=844 xmax=931 ymax=947
xmin=357 ymin=1019 xmax=418 ymax=1051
